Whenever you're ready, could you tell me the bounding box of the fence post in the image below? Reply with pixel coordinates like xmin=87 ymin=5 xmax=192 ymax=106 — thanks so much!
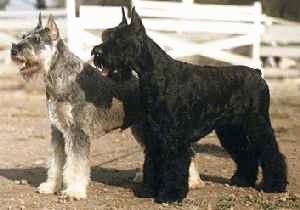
xmin=252 ymin=1 xmax=263 ymax=68
xmin=67 ymin=0 xmax=84 ymax=59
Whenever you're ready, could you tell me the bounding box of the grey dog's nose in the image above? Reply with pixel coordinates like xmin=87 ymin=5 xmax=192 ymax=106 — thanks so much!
xmin=11 ymin=44 xmax=18 ymax=56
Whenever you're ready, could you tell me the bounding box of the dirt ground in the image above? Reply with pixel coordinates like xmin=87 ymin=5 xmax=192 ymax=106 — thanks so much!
xmin=0 ymin=69 xmax=300 ymax=210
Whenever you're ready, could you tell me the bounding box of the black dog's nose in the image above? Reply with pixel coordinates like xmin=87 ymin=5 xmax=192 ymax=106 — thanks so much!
xmin=11 ymin=44 xmax=18 ymax=56
xmin=91 ymin=45 xmax=103 ymax=56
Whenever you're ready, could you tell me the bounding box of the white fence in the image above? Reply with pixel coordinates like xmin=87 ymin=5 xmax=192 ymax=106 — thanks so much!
xmin=0 ymin=3 xmax=298 ymax=78
xmin=0 ymin=1 xmax=264 ymax=68
xmin=67 ymin=0 xmax=264 ymax=67
xmin=262 ymin=19 xmax=300 ymax=58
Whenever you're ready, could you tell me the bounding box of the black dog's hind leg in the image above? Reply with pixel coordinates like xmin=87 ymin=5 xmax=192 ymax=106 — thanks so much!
xmin=155 ymin=139 xmax=192 ymax=203
xmin=216 ymin=124 xmax=259 ymax=188
xmin=246 ymin=115 xmax=287 ymax=192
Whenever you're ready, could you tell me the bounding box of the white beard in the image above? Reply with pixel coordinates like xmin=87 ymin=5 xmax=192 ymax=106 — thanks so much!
xmin=40 ymin=42 xmax=57 ymax=74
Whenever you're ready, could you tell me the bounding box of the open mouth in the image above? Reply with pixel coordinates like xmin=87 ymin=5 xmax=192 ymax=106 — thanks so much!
xmin=11 ymin=57 xmax=40 ymax=77
xmin=92 ymin=54 xmax=111 ymax=76
xmin=95 ymin=64 xmax=110 ymax=76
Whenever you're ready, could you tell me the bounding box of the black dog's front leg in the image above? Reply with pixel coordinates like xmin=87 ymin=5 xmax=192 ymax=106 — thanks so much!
xmin=137 ymin=125 xmax=163 ymax=198
xmin=155 ymin=142 xmax=192 ymax=203
xmin=140 ymin=149 xmax=161 ymax=198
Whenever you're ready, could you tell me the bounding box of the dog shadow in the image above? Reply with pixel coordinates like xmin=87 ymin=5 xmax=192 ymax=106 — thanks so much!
xmin=0 ymin=166 xmax=231 ymax=191
xmin=0 ymin=167 xmax=46 ymax=187
xmin=0 ymin=144 xmax=230 ymax=190
xmin=91 ymin=166 xmax=138 ymax=189
xmin=200 ymin=174 xmax=230 ymax=185
xmin=0 ymin=166 xmax=138 ymax=189
xmin=193 ymin=143 xmax=229 ymax=158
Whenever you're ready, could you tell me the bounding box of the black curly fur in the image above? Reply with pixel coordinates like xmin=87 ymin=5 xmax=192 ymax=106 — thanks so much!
xmin=92 ymin=7 xmax=288 ymax=203
xmin=76 ymin=64 xmax=143 ymax=129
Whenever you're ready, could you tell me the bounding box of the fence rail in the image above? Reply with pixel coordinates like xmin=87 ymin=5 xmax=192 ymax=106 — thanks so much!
xmin=0 ymin=1 xmax=299 ymax=75
xmin=262 ymin=24 xmax=300 ymax=58
xmin=68 ymin=0 xmax=264 ymax=67
xmin=0 ymin=9 xmax=66 ymax=30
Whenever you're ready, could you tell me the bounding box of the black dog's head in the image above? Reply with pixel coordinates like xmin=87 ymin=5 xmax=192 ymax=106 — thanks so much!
xmin=91 ymin=7 xmax=146 ymax=77
xmin=11 ymin=14 xmax=60 ymax=80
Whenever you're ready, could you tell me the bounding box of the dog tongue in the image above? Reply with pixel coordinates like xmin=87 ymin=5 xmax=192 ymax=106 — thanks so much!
xmin=17 ymin=62 xmax=26 ymax=69
xmin=20 ymin=65 xmax=39 ymax=77
xmin=87 ymin=56 xmax=109 ymax=76
xmin=100 ymin=67 xmax=109 ymax=76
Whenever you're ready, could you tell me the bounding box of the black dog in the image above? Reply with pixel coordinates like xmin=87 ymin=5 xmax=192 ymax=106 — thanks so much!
xmin=91 ymin=8 xmax=287 ymax=203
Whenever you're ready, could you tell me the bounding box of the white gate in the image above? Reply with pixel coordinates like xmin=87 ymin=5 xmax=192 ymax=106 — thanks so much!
xmin=67 ymin=0 xmax=264 ymax=67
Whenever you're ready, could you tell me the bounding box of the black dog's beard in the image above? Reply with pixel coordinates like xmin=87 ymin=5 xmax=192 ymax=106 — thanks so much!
xmin=93 ymin=54 xmax=105 ymax=69
xmin=93 ymin=54 xmax=112 ymax=76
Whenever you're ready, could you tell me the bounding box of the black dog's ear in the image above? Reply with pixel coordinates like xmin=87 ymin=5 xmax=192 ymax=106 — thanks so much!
xmin=119 ymin=7 xmax=127 ymax=26
xmin=36 ymin=12 xmax=42 ymax=29
xmin=130 ymin=7 xmax=144 ymax=31
xmin=46 ymin=14 xmax=59 ymax=41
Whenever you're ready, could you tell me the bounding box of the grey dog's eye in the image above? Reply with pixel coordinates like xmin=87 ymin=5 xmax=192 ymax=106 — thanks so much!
xmin=34 ymin=35 xmax=40 ymax=42
xmin=22 ymin=34 xmax=26 ymax=39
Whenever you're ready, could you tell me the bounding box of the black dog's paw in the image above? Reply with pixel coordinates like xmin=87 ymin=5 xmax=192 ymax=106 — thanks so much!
xmin=154 ymin=190 xmax=184 ymax=204
xmin=260 ymin=181 xmax=288 ymax=193
xmin=230 ymin=174 xmax=255 ymax=188
xmin=134 ymin=185 xmax=156 ymax=198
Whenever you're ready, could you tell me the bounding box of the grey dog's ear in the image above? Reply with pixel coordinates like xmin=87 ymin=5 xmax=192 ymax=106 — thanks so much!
xmin=120 ymin=7 xmax=127 ymax=25
xmin=46 ymin=14 xmax=59 ymax=41
xmin=36 ymin=12 xmax=42 ymax=29
xmin=130 ymin=7 xmax=144 ymax=31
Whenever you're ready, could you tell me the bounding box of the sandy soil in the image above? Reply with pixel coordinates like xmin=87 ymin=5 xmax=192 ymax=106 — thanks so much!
xmin=0 ymin=72 xmax=299 ymax=210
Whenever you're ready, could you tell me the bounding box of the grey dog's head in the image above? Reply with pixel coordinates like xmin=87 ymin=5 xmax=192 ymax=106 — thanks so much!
xmin=11 ymin=14 xmax=60 ymax=80
xmin=91 ymin=7 xmax=146 ymax=77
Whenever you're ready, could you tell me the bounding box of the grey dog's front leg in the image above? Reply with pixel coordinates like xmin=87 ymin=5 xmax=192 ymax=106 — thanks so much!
xmin=38 ymin=125 xmax=65 ymax=194
xmin=61 ymin=125 xmax=90 ymax=200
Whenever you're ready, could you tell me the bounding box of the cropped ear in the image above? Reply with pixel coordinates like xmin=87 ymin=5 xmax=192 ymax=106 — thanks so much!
xmin=46 ymin=14 xmax=59 ymax=41
xmin=119 ymin=7 xmax=127 ymax=26
xmin=130 ymin=7 xmax=144 ymax=31
xmin=35 ymin=12 xmax=42 ymax=29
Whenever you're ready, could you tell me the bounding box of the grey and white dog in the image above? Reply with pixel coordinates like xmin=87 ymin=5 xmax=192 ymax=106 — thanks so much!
xmin=10 ymin=14 xmax=203 ymax=200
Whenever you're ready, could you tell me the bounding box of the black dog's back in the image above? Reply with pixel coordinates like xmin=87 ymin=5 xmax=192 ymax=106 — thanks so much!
xmin=149 ymin=62 xmax=269 ymax=142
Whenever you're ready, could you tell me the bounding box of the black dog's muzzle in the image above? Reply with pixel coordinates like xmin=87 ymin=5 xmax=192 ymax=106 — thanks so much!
xmin=91 ymin=45 xmax=106 ymax=68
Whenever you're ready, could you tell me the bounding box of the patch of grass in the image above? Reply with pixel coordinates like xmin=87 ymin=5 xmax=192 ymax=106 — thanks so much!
xmin=242 ymin=194 xmax=300 ymax=210
xmin=214 ymin=194 xmax=236 ymax=210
